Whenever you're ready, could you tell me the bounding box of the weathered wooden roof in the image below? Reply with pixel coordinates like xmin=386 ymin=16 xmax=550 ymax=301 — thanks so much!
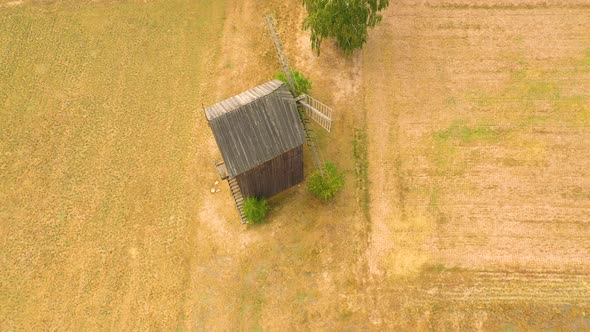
xmin=205 ymin=80 xmax=306 ymax=177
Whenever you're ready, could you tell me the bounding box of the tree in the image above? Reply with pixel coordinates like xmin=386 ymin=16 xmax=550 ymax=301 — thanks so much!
xmin=302 ymin=0 xmax=389 ymax=55
xmin=274 ymin=70 xmax=312 ymax=95
xmin=308 ymin=162 xmax=345 ymax=200
xmin=243 ymin=197 xmax=270 ymax=224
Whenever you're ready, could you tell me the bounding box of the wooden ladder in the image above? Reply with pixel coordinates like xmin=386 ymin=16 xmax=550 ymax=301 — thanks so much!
xmin=298 ymin=108 xmax=324 ymax=176
xmin=228 ymin=177 xmax=247 ymax=224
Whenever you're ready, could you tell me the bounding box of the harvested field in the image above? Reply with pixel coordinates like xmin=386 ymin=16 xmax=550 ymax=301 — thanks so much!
xmin=1 ymin=0 xmax=590 ymax=330
xmin=363 ymin=0 xmax=590 ymax=329
xmin=0 ymin=1 xmax=226 ymax=330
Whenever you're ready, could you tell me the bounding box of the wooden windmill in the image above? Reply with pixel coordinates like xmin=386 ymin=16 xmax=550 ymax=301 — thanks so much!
xmin=203 ymin=17 xmax=335 ymax=223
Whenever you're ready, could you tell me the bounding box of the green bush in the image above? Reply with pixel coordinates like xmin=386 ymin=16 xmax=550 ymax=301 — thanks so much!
xmin=274 ymin=70 xmax=312 ymax=95
xmin=308 ymin=162 xmax=345 ymax=200
xmin=243 ymin=197 xmax=269 ymax=224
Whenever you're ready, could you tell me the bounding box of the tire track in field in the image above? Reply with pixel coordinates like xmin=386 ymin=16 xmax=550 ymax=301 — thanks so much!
xmin=411 ymin=271 xmax=590 ymax=305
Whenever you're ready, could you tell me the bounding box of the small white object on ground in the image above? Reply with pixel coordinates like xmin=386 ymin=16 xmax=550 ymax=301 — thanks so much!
xmin=211 ymin=188 xmax=215 ymax=193
xmin=214 ymin=181 xmax=219 ymax=185
xmin=216 ymin=189 xmax=220 ymax=192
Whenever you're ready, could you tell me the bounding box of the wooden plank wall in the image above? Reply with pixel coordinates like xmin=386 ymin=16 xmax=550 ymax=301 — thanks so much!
xmin=236 ymin=145 xmax=304 ymax=198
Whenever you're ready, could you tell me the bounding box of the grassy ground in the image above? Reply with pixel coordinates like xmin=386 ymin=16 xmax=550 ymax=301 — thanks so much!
xmin=2 ymin=0 xmax=590 ymax=330
xmin=0 ymin=1 xmax=225 ymax=330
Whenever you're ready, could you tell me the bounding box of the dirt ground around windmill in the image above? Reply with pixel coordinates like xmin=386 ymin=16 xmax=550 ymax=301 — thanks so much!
xmin=196 ymin=0 xmax=590 ymax=330
xmin=1 ymin=0 xmax=590 ymax=330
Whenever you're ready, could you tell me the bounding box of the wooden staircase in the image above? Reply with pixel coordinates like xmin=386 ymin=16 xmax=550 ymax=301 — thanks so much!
xmin=228 ymin=177 xmax=247 ymax=224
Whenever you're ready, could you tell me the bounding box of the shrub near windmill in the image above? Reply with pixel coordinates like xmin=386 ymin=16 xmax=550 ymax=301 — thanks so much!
xmin=203 ymin=16 xmax=339 ymax=224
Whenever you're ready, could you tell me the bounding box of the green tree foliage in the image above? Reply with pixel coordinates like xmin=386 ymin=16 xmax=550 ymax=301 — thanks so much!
xmin=243 ymin=197 xmax=270 ymax=224
xmin=308 ymin=162 xmax=345 ymax=200
xmin=302 ymin=0 xmax=390 ymax=55
xmin=274 ymin=70 xmax=312 ymax=95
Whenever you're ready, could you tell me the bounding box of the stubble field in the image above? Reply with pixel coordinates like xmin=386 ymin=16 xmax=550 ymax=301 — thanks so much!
xmin=362 ymin=0 xmax=590 ymax=329
xmin=1 ymin=0 xmax=589 ymax=330
xmin=0 ymin=0 xmax=226 ymax=329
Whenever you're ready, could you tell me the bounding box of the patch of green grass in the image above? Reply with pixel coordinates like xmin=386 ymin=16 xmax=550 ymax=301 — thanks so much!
xmin=473 ymin=66 xmax=562 ymax=114
xmin=239 ymin=291 xmax=266 ymax=330
xmin=427 ymin=187 xmax=448 ymax=224
xmin=501 ymin=322 xmax=517 ymax=332
xmin=576 ymin=104 xmax=590 ymax=124
xmin=511 ymin=69 xmax=527 ymax=81
xmin=505 ymin=68 xmax=561 ymax=101
xmin=434 ymin=121 xmax=501 ymax=144
xmin=423 ymin=264 xmax=447 ymax=272
xmin=438 ymin=23 xmax=482 ymax=30
xmin=524 ymin=80 xmax=560 ymax=99
xmin=467 ymin=92 xmax=497 ymax=107
xmin=471 ymin=50 xmax=590 ymax=131
xmin=432 ymin=140 xmax=460 ymax=174
xmin=554 ymin=96 xmax=590 ymax=125
xmin=296 ymin=290 xmax=318 ymax=305
xmin=421 ymin=263 xmax=459 ymax=273
xmin=434 ymin=3 xmax=559 ymax=9
xmin=445 ymin=96 xmax=458 ymax=106
xmin=56 ymin=214 xmax=67 ymax=222
xmin=519 ymin=115 xmax=548 ymax=127
xmin=339 ymin=308 xmax=353 ymax=320
xmin=580 ymin=49 xmax=590 ymax=67
xmin=296 ymin=292 xmax=307 ymax=303
xmin=510 ymin=59 xmax=529 ymax=80
xmin=428 ymin=188 xmax=440 ymax=213
xmin=432 ymin=121 xmax=503 ymax=174
xmin=500 ymin=157 xmax=524 ymax=167
xmin=352 ymin=129 xmax=370 ymax=219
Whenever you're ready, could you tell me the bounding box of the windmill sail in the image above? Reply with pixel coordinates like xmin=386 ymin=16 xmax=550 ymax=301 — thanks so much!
xmin=264 ymin=15 xmax=297 ymax=96
xmin=299 ymin=94 xmax=333 ymax=132
xmin=265 ymin=15 xmax=324 ymax=175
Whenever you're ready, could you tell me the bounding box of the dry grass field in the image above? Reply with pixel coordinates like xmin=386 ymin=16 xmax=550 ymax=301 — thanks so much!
xmin=2 ymin=0 xmax=590 ymax=330
xmin=0 ymin=0 xmax=226 ymax=329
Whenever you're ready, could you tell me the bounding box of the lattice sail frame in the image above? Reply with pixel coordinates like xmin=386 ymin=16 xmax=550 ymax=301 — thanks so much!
xmin=299 ymin=94 xmax=333 ymax=132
